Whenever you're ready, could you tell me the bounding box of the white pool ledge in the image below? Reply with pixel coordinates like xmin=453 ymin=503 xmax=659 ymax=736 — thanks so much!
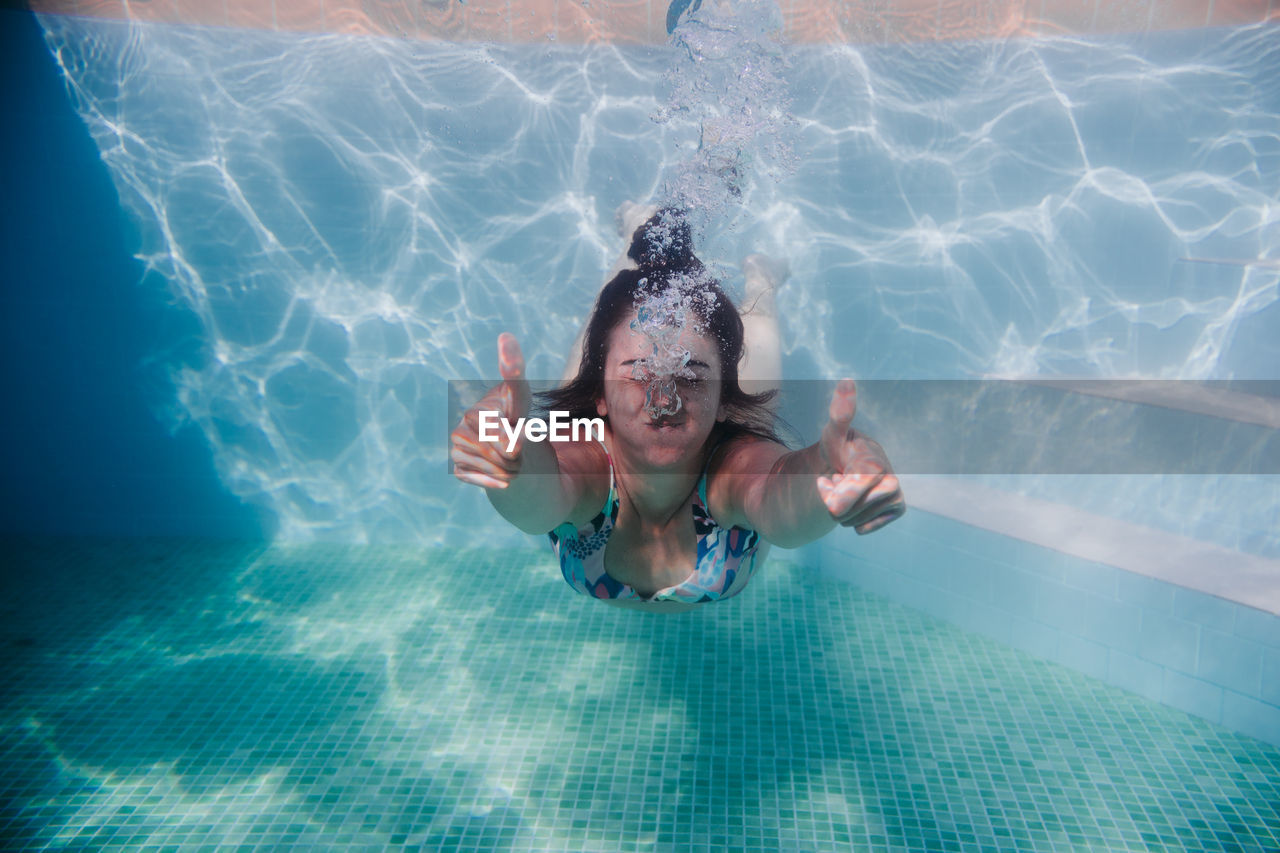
xmin=904 ymin=476 xmax=1280 ymax=616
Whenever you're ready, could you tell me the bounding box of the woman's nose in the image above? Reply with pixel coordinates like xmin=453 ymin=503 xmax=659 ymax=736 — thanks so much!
xmin=645 ymin=377 xmax=683 ymax=417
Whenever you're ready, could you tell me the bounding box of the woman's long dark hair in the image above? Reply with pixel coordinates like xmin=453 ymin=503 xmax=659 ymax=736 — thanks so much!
xmin=539 ymin=208 xmax=783 ymax=447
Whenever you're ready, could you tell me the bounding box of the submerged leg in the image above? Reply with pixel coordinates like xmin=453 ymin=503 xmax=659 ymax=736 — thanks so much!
xmin=738 ymin=253 xmax=786 ymax=405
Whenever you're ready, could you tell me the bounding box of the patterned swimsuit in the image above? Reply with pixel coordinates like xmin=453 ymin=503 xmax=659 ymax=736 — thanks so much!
xmin=549 ymin=441 xmax=764 ymax=604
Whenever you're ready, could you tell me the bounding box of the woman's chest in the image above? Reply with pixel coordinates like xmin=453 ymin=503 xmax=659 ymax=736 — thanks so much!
xmin=603 ymin=507 xmax=699 ymax=596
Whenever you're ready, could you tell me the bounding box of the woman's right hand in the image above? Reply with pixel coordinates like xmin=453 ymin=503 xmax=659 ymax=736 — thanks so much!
xmin=450 ymin=333 xmax=531 ymax=490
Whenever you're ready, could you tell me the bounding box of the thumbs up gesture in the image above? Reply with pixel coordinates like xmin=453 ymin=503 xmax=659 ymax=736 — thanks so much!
xmin=450 ymin=333 xmax=532 ymax=490
xmin=816 ymin=380 xmax=905 ymax=534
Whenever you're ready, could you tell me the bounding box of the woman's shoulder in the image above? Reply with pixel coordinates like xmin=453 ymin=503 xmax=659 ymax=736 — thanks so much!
xmin=555 ymin=438 xmax=614 ymax=528
xmin=708 ymin=430 xmax=789 ymax=471
xmin=704 ymin=432 xmax=789 ymax=528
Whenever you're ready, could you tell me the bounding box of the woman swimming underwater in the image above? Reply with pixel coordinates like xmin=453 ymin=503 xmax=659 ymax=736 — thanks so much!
xmin=450 ymin=207 xmax=905 ymax=612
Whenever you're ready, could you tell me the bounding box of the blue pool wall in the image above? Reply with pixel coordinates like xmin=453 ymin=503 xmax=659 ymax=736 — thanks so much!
xmin=818 ymin=515 xmax=1280 ymax=747
xmin=0 ymin=10 xmax=271 ymax=539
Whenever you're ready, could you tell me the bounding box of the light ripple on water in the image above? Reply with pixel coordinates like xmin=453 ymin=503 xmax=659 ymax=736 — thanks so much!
xmin=36 ymin=14 xmax=1280 ymax=549
xmin=2 ymin=542 xmax=1277 ymax=850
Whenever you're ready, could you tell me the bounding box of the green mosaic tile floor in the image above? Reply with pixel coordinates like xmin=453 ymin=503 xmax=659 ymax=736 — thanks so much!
xmin=1 ymin=538 xmax=1277 ymax=852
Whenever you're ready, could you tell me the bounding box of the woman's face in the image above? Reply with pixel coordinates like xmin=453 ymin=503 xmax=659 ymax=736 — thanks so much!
xmin=596 ymin=310 xmax=726 ymax=469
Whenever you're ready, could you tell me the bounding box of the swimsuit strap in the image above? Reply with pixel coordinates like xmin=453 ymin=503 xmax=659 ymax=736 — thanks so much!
xmin=600 ymin=439 xmax=618 ymax=519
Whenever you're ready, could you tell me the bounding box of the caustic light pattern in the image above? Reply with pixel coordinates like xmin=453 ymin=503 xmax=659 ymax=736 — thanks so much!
xmin=36 ymin=15 xmax=1280 ymax=542
xmin=1 ymin=540 xmax=1277 ymax=851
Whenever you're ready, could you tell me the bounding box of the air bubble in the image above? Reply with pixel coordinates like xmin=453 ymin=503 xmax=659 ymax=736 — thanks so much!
xmin=653 ymin=0 xmax=796 ymax=238
xmin=629 ymin=269 xmax=714 ymax=419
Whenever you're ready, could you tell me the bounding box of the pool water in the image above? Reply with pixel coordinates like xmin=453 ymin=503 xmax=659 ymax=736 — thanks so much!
xmin=3 ymin=7 xmax=1279 ymax=849
xmin=2 ymin=539 xmax=1276 ymax=851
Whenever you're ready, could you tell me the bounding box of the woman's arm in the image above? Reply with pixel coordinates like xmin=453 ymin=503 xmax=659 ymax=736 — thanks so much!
xmin=486 ymin=438 xmax=606 ymax=535
xmin=710 ymin=439 xmax=835 ymax=548
xmin=451 ymin=333 xmax=606 ymax=535
xmin=711 ymin=380 xmax=905 ymax=548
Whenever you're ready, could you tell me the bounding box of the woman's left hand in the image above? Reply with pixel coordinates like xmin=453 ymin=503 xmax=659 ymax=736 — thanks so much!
xmin=816 ymin=379 xmax=906 ymax=534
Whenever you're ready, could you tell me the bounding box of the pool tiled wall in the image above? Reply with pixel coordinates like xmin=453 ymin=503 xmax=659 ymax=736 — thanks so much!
xmin=816 ymin=510 xmax=1280 ymax=748
xmin=28 ymin=0 xmax=1279 ymax=43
